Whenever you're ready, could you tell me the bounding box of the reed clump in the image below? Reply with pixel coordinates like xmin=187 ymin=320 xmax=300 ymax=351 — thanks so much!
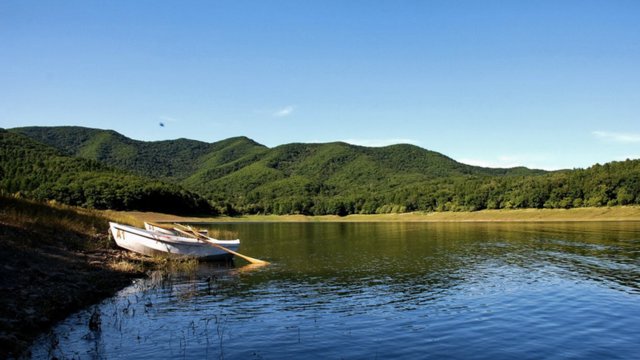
xmin=108 ymin=259 xmax=145 ymax=273
xmin=206 ymin=229 xmax=239 ymax=240
xmin=151 ymin=255 xmax=200 ymax=272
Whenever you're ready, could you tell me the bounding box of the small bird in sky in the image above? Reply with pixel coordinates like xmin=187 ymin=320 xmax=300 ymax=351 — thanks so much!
xmin=159 ymin=122 xmax=165 ymax=127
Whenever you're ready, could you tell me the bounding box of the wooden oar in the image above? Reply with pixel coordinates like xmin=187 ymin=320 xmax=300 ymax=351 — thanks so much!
xmin=172 ymin=226 xmax=202 ymax=238
xmin=148 ymin=221 xmax=208 ymax=236
xmin=234 ymin=263 xmax=269 ymax=273
xmin=146 ymin=221 xmax=176 ymax=231
xmin=173 ymin=223 xmax=269 ymax=265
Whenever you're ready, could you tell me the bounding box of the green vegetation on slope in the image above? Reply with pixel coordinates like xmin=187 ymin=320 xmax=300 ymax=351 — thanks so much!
xmin=0 ymin=130 xmax=213 ymax=215
xmin=11 ymin=126 xmax=268 ymax=182
xmin=7 ymin=126 xmax=640 ymax=216
xmin=190 ymin=141 xmax=551 ymax=214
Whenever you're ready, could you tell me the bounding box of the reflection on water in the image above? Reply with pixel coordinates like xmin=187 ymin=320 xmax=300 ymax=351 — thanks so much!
xmin=31 ymin=222 xmax=640 ymax=359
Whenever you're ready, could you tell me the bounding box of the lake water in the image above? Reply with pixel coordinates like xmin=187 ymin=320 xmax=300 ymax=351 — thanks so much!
xmin=30 ymin=222 xmax=640 ymax=359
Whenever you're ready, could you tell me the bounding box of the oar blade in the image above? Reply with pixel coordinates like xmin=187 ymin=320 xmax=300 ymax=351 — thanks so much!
xmin=173 ymin=223 xmax=270 ymax=265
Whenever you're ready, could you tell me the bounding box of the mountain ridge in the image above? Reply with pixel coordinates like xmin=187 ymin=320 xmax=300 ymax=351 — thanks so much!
xmin=8 ymin=126 xmax=639 ymax=215
xmin=10 ymin=126 xmax=548 ymax=211
xmin=12 ymin=126 xmax=269 ymax=182
xmin=0 ymin=129 xmax=213 ymax=214
xmin=11 ymin=126 xmax=545 ymax=177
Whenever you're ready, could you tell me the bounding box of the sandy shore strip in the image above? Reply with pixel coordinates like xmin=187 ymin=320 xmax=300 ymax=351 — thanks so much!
xmin=120 ymin=206 xmax=640 ymax=224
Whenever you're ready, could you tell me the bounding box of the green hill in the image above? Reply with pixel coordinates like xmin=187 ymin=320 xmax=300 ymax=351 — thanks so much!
xmin=8 ymin=126 xmax=640 ymax=215
xmin=0 ymin=129 xmax=213 ymax=215
xmin=11 ymin=126 xmax=268 ymax=182
xmin=11 ymin=126 xmax=548 ymax=213
xmin=12 ymin=127 xmax=544 ymax=185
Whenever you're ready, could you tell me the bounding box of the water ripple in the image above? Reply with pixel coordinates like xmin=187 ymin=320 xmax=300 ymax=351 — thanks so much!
xmin=30 ymin=222 xmax=640 ymax=359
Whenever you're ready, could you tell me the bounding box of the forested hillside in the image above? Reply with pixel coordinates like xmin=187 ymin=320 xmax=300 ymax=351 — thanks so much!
xmin=10 ymin=126 xmax=546 ymax=213
xmin=184 ymin=141 xmax=546 ymax=214
xmin=0 ymin=130 xmax=213 ymax=215
xmin=7 ymin=126 xmax=640 ymax=215
xmin=12 ymin=126 xmax=268 ymax=182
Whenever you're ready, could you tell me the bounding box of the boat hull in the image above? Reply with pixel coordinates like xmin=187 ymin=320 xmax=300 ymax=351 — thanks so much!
xmin=109 ymin=222 xmax=239 ymax=261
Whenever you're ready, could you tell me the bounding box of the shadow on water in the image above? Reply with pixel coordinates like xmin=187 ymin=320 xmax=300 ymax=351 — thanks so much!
xmin=29 ymin=222 xmax=640 ymax=359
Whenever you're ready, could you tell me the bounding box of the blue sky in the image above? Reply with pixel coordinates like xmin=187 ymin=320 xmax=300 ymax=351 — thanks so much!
xmin=1 ymin=1 xmax=639 ymax=170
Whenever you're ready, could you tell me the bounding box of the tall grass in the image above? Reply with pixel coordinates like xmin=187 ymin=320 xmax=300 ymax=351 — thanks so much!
xmin=1 ymin=195 xmax=107 ymax=248
xmin=0 ymin=194 xmax=145 ymax=252
xmin=2 ymin=196 xmax=100 ymax=230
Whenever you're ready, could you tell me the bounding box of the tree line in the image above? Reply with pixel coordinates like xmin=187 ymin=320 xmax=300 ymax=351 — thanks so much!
xmin=210 ymin=160 xmax=640 ymax=216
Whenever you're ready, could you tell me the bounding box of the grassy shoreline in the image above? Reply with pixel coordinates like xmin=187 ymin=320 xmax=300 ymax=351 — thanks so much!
xmin=122 ymin=206 xmax=640 ymax=224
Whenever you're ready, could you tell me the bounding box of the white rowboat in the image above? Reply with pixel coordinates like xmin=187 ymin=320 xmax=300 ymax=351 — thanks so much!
xmin=109 ymin=222 xmax=240 ymax=261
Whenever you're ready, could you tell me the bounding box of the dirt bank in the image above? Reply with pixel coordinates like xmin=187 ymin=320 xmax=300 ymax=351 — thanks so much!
xmin=0 ymin=221 xmax=151 ymax=358
xmin=0 ymin=197 xmax=157 ymax=358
